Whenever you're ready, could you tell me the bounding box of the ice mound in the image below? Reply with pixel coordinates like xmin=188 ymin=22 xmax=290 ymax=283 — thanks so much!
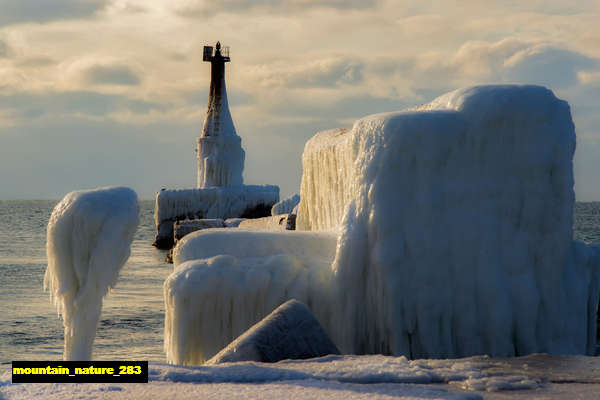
xmin=166 ymin=85 xmax=600 ymax=363
xmin=167 ymin=230 xmax=336 ymax=363
xmin=206 ymin=299 xmax=340 ymax=364
xmin=173 ymin=229 xmax=337 ymax=266
xmin=44 ymin=186 xmax=139 ymax=360
xmin=272 ymin=194 xmax=300 ymax=216
xmin=164 ymin=253 xmax=335 ymax=365
xmin=299 ymin=85 xmax=600 ymax=357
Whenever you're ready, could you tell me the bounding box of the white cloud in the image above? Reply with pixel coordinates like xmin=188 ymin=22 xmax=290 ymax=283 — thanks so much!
xmin=246 ymin=57 xmax=364 ymax=88
xmin=83 ymin=64 xmax=142 ymax=86
xmin=173 ymin=0 xmax=379 ymax=17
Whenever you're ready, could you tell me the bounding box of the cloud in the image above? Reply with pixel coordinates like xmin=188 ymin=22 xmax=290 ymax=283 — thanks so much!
xmin=0 ymin=39 xmax=10 ymax=58
xmin=174 ymin=0 xmax=379 ymax=17
xmin=83 ymin=64 xmax=142 ymax=86
xmin=16 ymin=57 xmax=56 ymax=68
xmin=0 ymin=90 xmax=168 ymax=123
xmin=0 ymin=0 xmax=108 ymax=27
xmin=503 ymin=45 xmax=598 ymax=88
xmin=370 ymin=39 xmax=599 ymax=94
xmin=248 ymin=57 xmax=364 ymax=88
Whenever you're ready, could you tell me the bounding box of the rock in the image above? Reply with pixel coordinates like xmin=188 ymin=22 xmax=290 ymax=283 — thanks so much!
xmin=206 ymin=299 xmax=340 ymax=364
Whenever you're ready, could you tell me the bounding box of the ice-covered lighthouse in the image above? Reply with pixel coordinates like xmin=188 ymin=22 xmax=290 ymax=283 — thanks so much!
xmin=197 ymin=42 xmax=245 ymax=188
xmin=152 ymin=42 xmax=279 ymax=249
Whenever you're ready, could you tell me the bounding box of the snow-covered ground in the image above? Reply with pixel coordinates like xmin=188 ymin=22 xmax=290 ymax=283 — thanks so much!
xmin=2 ymin=354 xmax=600 ymax=399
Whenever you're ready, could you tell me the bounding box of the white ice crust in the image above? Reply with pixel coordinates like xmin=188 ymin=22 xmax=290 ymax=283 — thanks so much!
xmin=173 ymin=229 xmax=337 ymax=266
xmin=166 ymin=229 xmax=337 ymax=364
xmin=155 ymin=185 xmax=279 ymax=224
xmin=197 ymin=64 xmax=245 ymax=188
xmin=174 ymin=219 xmax=224 ymax=241
xmin=165 ymin=85 xmax=600 ymax=364
xmin=44 ymin=186 xmax=139 ymax=360
xmin=271 ymin=194 xmax=300 ymax=216
xmin=238 ymin=215 xmax=291 ymax=231
xmin=197 ymin=136 xmax=245 ymax=188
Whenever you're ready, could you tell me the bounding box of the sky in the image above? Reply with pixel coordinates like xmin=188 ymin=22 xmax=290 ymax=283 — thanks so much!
xmin=0 ymin=0 xmax=599 ymax=200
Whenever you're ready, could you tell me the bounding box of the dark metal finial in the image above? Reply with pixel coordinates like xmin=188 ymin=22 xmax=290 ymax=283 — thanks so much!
xmin=216 ymin=41 xmax=221 ymax=51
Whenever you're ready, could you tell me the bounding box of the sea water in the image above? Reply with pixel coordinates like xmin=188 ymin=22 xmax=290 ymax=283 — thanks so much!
xmin=0 ymin=200 xmax=599 ymax=365
xmin=0 ymin=200 xmax=171 ymax=364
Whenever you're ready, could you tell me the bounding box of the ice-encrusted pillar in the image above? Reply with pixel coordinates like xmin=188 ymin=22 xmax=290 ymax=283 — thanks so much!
xmin=197 ymin=41 xmax=245 ymax=188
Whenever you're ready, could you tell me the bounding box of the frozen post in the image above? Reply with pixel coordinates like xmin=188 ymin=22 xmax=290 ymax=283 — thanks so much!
xmin=44 ymin=187 xmax=139 ymax=360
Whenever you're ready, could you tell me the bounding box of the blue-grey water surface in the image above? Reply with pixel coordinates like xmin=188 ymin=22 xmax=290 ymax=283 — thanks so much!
xmin=0 ymin=200 xmax=171 ymax=364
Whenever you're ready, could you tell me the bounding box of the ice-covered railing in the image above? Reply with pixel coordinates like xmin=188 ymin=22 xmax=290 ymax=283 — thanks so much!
xmin=166 ymin=85 xmax=600 ymax=364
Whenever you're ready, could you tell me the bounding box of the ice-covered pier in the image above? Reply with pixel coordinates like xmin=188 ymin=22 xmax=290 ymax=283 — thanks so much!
xmin=165 ymin=85 xmax=600 ymax=364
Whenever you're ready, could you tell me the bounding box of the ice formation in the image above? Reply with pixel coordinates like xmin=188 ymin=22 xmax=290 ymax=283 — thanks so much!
xmin=173 ymin=229 xmax=337 ymax=266
xmin=166 ymin=229 xmax=337 ymax=363
xmin=44 ymin=187 xmax=139 ymax=360
xmin=224 ymin=218 xmax=245 ymax=227
xmin=174 ymin=219 xmax=224 ymax=242
xmin=197 ymin=136 xmax=245 ymax=188
xmin=238 ymin=215 xmax=292 ymax=231
xmin=197 ymin=42 xmax=245 ymax=188
xmin=305 ymin=85 xmax=600 ymax=357
xmin=165 ymin=85 xmax=600 ymax=364
xmin=206 ymin=299 xmax=340 ymax=364
xmin=153 ymin=185 xmax=279 ymax=248
xmin=271 ymin=194 xmax=300 ymax=216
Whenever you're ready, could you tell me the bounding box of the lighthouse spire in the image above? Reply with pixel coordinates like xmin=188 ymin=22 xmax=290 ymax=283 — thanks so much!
xmin=197 ymin=42 xmax=245 ymax=188
xmin=201 ymin=41 xmax=234 ymax=137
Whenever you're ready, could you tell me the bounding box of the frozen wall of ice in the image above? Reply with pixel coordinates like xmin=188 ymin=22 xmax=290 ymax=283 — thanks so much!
xmin=302 ymin=85 xmax=599 ymax=357
xmin=44 ymin=187 xmax=139 ymax=360
xmin=297 ymin=128 xmax=355 ymax=231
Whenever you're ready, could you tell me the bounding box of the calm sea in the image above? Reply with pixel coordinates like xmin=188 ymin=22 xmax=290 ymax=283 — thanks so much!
xmin=0 ymin=200 xmax=171 ymax=365
xmin=0 ymin=201 xmax=599 ymax=365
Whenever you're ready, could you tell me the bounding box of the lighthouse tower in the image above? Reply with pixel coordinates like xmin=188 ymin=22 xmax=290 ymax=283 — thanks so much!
xmin=197 ymin=42 xmax=245 ymax=188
